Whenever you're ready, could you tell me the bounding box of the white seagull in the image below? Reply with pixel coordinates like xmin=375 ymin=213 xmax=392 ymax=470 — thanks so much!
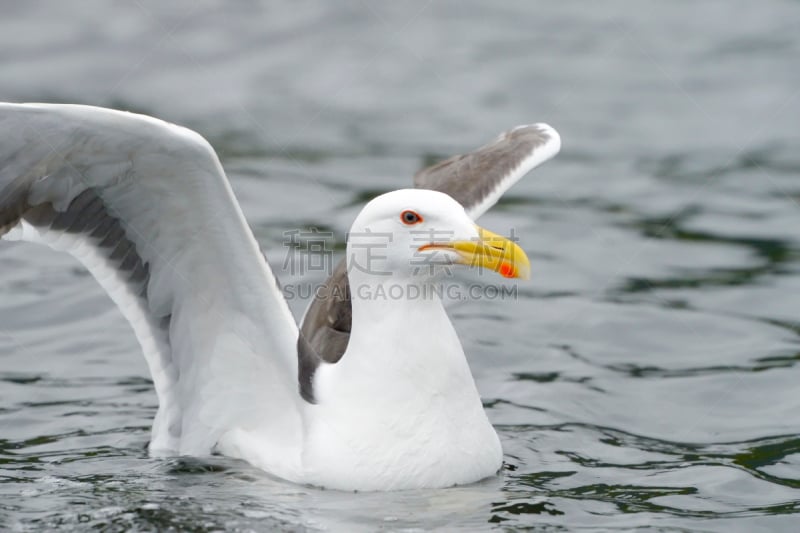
xmin=0 ymin=103 xmax=560 ymax=491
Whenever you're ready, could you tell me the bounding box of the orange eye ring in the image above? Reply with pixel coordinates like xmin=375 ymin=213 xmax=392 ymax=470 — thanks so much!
xmin=400 ymin=210 xmax=423 ymax=225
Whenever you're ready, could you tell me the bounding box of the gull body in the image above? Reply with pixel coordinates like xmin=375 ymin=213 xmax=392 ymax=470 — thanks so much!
xmin=301 ymin=191 xmax=504 ymax=490
xmin=0 ymin=103 xmax=560 ymax=490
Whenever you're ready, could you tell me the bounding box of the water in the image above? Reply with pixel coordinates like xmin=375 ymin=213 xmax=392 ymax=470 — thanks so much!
xmin=1 ymin=1 xmax=799 ymax=530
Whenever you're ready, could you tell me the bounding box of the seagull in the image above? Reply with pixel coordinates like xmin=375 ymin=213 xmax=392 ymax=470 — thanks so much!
xmin=0 ymin=103 xmax=560 ymax=491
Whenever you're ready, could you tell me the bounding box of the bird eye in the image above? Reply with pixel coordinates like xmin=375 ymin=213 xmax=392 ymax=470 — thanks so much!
xmin=400 ymin=210 xmax=423 ymax=225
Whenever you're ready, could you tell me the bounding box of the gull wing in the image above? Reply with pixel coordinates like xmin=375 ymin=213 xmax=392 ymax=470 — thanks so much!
xmin=413 ymin=123 xmax=560 ymax=219
xmin=0 ymin=103 xmax=301 ymax=455
xmin=298 ymin=124 xmax=561 ymax=389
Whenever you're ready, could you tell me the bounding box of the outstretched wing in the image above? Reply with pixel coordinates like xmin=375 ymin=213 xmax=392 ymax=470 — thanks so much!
xmin=298 ymin=123 xmax=561 ymax=384
xmin=413 ymin=123 xmax=560 ymax=219
xmin=0 ymin=103 xmax=300 ymax=455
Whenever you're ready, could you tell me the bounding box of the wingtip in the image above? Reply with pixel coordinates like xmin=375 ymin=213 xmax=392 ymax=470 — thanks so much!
xmin=534 ymin=122 xmax=561 ymax=148
xmin=532 ymin=123 xmax=562 ymax=155
xmin=508 ymin=123 xmax=562 ymax=156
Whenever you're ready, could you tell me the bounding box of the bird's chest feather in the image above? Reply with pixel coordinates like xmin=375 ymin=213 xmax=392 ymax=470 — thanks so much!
xmin=300 ymin=321 xmax=502 ymax=490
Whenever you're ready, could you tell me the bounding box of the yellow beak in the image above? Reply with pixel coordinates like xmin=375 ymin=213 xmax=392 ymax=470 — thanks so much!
xmin=419 ymin=225 xmax=531 ymax=279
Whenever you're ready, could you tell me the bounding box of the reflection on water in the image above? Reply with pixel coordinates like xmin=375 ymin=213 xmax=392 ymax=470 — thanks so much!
xmin=1 ymin=1 xmax=800 ymax=531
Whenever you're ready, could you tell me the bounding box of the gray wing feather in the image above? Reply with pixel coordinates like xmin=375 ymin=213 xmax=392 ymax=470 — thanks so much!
xmin=297 ymin=259 xmax=350 ymax=403
xmin=413 ymin=123 xmax=560 ymax=219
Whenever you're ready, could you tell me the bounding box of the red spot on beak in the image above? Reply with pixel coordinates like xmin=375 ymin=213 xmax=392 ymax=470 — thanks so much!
xmin=499 ymin=263 xmax=516 ymax=278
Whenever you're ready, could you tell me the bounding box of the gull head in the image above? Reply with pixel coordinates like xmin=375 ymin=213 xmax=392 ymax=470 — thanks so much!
xmin=346 ymin=189 xmax=530 ymax=282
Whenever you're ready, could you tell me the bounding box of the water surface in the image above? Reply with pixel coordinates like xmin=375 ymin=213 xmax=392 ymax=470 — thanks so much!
xmin=1 ymin=1 xmax=799 ymax=530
